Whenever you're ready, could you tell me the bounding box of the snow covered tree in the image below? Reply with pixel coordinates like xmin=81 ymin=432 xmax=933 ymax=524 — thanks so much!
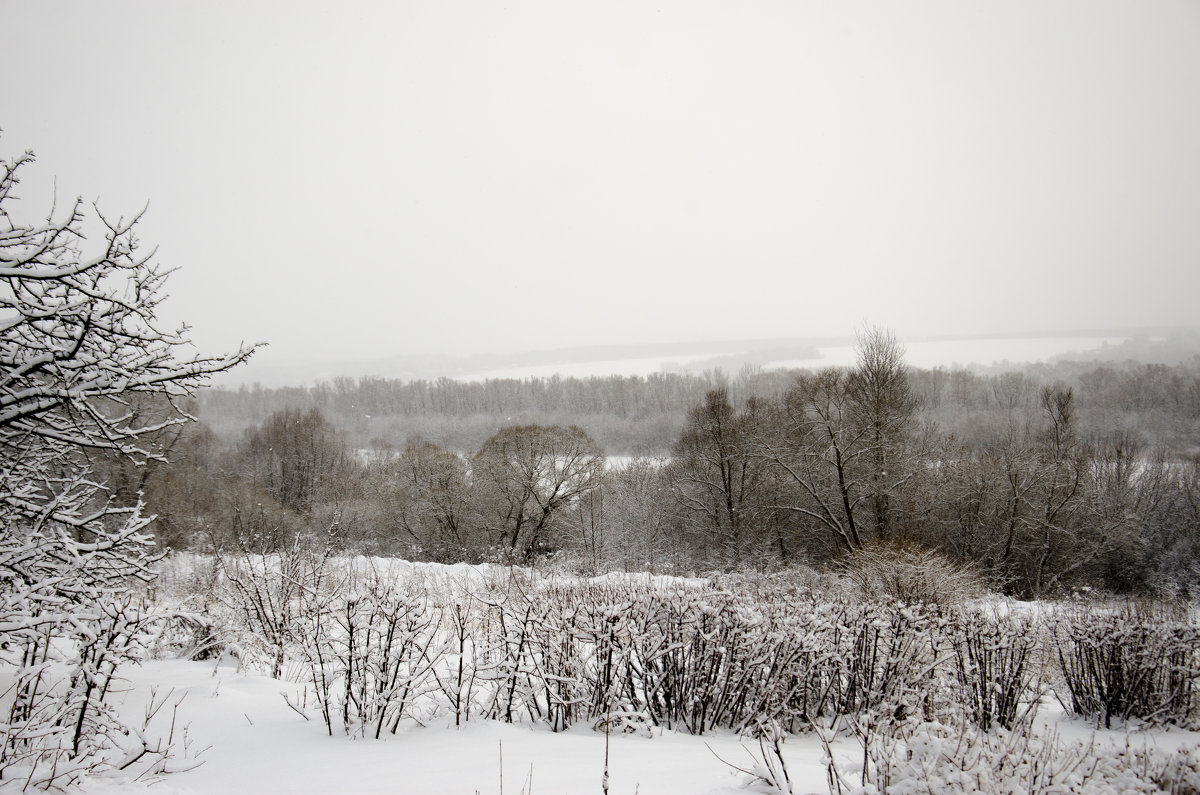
xmin=0 ymin=146 xmax=257 ymax=784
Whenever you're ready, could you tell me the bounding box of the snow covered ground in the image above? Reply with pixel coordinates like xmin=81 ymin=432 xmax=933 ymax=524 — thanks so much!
xmin=94 ymin=658 xmax=832 ymax=795
xmin=85 ymin=656 xmax=1200 ymax=795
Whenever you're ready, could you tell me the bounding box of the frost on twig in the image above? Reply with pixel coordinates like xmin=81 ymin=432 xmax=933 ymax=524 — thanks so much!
xmin=0 ymin=141 xmax=257 ymax=787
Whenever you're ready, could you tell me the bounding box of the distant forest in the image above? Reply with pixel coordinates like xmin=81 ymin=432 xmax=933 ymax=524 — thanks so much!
xmin=126 ymin=334 xmax=1200 ymax=598
xmin=197 ymin=352 xmax=1200 ymax=457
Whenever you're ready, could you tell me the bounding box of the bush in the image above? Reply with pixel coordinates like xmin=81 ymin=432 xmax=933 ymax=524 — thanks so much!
xmin=827 ymin=716 xmax=1200 ymax=795
xmin=164 ymin=554 xmax=1200 ymax=794
xmin=948 ymin=609 xmax=1043 ymax=731
xmin=839 ymin=542 xmax=985 ymax=605
xmin=1051 ymin=601 xmax=1200 ymax=728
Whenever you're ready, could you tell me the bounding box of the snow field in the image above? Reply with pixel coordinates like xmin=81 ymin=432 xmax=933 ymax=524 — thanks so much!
xmin=83 ymin=556 xmax=1200 ymax=793
xmin=95 ymin=658 xmax=830 ymax=795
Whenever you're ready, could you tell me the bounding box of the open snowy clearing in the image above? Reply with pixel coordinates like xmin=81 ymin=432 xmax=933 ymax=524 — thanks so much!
xmin=94 ymin=659 xmax=834 ymax=795
xmin=10 ymin=554 xmax=1198 ymax=794
xmin=82 ymin=655 xmax=1199 ymax=795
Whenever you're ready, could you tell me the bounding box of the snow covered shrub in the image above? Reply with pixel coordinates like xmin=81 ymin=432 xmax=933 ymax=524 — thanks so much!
xmin=433 ymin=595 xmax=485 ymax=727
xmin=829 ymin=715 xmax=1200 ymax=795
xmin=711 ymin=721 xmax=795 ymax=794
xmin=710 ymin=565 xmax=855 ymax=603
xmin=0 ymin=528 xmax=210 ymax=788
xmin=839 ymin=542 xmax=985 ymax=605
xmin=303 ymin=566 xmax=444 ymax=737
xmin=470 ymin=579 xmax=815 ymax=735
xmin=0 ymin=571 xmax=152 ymax=788
xmin=520 ymin=591 xmax=591 ymax=731
xmin=1133 ymin=744 xmax=1200 ymax=794
xmin=575 ymin=585 xmax=807 ymax=735
xmin=479 ymin=593 xmax=542 ymax=725
xmin=145 ymin=553 xmax=226 ymax=661
xmin=624 ymin=589 xmax=749 ymax=734
xmin=482 ymin=580 xmax=655 ymax=733
xmin=824 ymin=601 xmax=945 ymax=727
xmin=1051 ymin=601 xmax=1200 ymax=728
xmin=502 ymin=582 xmax=947 ymax=737
xmin=827 ymin=716 xmax=1085 ymax=794
xmin=214 ymin=530 xmax=337 ymax=679
xmin=947 ymin=609 xmax=1043 ymax=731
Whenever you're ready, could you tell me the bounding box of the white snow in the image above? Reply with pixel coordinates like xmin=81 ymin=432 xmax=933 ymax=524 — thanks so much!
xmin=59 ymin=559 xmax=1200 ymax=795
xmin=93 ymin=658 xmax=831 ymax=795
xmin=85 ymin=657 xmax=1200 ymax=794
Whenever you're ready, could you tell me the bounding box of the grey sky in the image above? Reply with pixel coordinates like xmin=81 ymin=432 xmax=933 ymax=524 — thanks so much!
xmin=3 ymin=1 xmax=1199 ymax=372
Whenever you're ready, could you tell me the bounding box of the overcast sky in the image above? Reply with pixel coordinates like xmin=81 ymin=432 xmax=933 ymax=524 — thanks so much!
xmin=3 ymin=1 xmax=1199 ymax=371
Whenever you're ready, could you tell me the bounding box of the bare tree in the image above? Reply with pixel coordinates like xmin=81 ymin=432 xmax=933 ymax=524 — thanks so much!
xmin=754 ymin=369 xmax=870 ymax=553
xmin=924 ymin=387 xmax=1141 ymax=597
xmin=848 ymin=325 xmax=917 ymax=541
xmin=672 ymin=387 xmax=775 ymax=567
xmin=472 ymin=425 xmax=605 ymax=560
xmin=384 ymin=440 xmax=476 ymax=560
xmin=744 ymin=328 xmax=920 ymax=557
xmin=241 ymin=407 xmax=346 ymax=512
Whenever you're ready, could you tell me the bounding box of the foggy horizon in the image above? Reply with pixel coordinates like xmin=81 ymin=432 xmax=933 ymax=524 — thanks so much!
xmin=202 ymin=327 xmax=1196 ymax=388
xmin=3 ymin=1 xmax=1199 ymax=377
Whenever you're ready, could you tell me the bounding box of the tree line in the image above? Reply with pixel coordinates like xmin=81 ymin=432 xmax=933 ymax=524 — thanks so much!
xmin=133 ymin=329 xmax=1200 ymax=598
xmin=198 ymin=349 xmax=1200 ymax=457
xmin=197 ymin=370 xmax=788 ymax=454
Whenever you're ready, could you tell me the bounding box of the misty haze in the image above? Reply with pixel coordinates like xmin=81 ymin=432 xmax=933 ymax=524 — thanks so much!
xmin=3 ymin=2 xmax=1200 ymax=794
